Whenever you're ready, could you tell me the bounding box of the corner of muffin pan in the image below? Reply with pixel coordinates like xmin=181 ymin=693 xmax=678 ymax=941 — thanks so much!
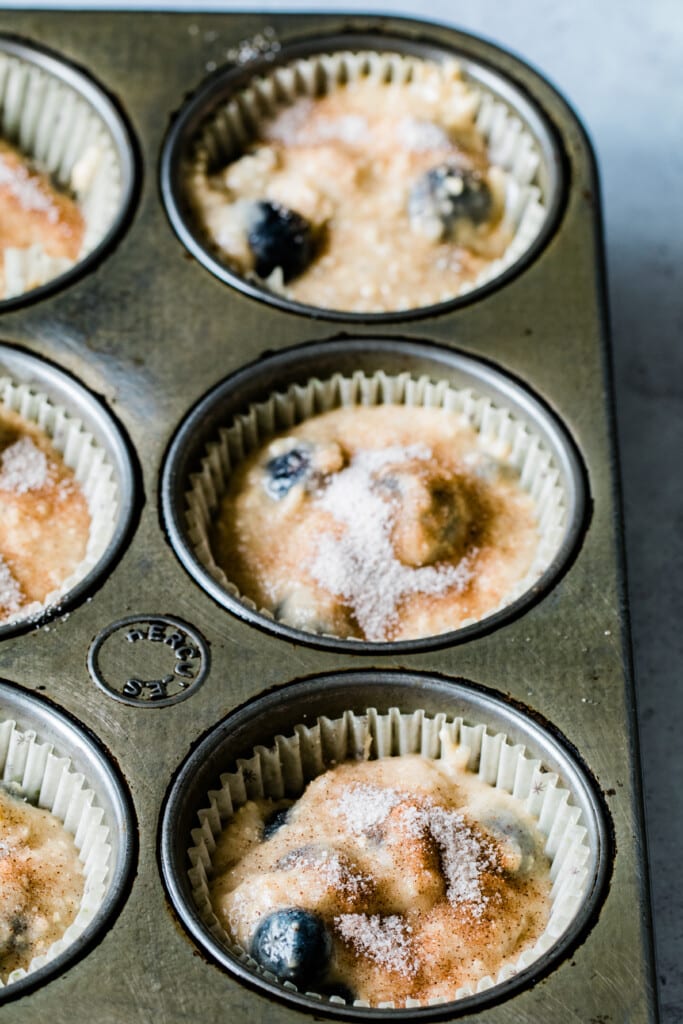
xmin=159 ymin=670 xmax=611 ymax=1020
xmin=159 ymin=27 xmax=566 ymax=321
xmin=0 ymin=343 xmax=138 ymax=640
xmin=0 ymin=678 xmax=136 ymax=1003
xmin=0 ymin=34 xmax=138 ymax=312
xmin=160 ymin=336 xmax=589 ymax=654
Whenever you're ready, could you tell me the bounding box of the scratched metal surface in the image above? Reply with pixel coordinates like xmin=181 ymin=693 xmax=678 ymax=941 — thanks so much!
xmin=0 ymin=11 xmax=657 ymax=1023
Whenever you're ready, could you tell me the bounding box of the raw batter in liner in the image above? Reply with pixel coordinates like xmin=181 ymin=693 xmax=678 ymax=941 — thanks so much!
xmin=191 ymin=60 xmax=511 ymax=313
xmin=0 ymin=404 xmax=90 ymax=624
xmin=0 ymin=139 xmax=84 ymax=299
xmin=210 ymin=742 xmax=551 ymax=1006
xmin=210 ymin=405 xmax=539 ymax=642
xmin=0 ymin=786 xmax=84 ymax=980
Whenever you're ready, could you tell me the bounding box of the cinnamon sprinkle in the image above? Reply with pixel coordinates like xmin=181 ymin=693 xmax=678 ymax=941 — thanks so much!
xmin=0 ymin=436 xmax=49 ymax=493
xmin=309 ymin=444 xmax=473 ymax=640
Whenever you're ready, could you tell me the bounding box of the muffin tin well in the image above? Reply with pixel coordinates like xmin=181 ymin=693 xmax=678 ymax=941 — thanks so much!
xmin=160 ymin=31 xmax=564 ymax=321
xmin=0 ymin=680 xmax=135 ymax=999
xmin=0 ymin=344 xmax=137 ymax=640
xmin=162 ymin=338 xmax=586 ymax=652
xmin=0 ymin=35 xmax=137 ymax=311
xmin=0 ymin=10 xmax=656 ymax=1024
xmin=161 ymin=672 xmax=609 ymax=1019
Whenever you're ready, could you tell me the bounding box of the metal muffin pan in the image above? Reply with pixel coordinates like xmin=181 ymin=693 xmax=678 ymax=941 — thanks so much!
xmin=160 ymin=30 xmax=564 ymax=322
xmin=0 ymin=35 xmax=137 ymax=313
xmin=0 ymin=9 xmax=656 ymax=1024
xmin=0 ymin=680 xmax=136 ymax=1000
xmin=0 ymin=344 xmax=138 ymax=640
xmin=161 ymin=670 xmax=610 ymax=1020
xmin=162 ymin=337 xmax=587 ymax=652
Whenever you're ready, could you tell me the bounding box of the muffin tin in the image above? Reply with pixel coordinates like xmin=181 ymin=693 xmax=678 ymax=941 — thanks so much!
xmin=0 ymin=10 xmax=657 ymax=1024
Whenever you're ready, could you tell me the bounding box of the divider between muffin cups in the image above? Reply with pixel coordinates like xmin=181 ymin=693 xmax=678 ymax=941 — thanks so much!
xmin=0 ymin=373 xmax=119 ymax=625
xmin=186 ymin=706 xmax=592 ymax=1009
xmin=185 ymin=47 xmax=551 ymax=311
xmin=0 ymin=39 xmax=130 ymax=301
xmin=0 ymin=718 xmax=112 ymax=988
xmin=184 ymin=369 xmax=568 ymax=643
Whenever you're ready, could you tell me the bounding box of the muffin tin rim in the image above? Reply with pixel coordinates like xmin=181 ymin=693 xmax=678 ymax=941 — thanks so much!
xmin=159 ymin=26 xmax=566 ymax=323
xmin=159 ymin=668 xmax=612 ymax=1021
xmin=160 ymin=335 xmax=589 ymax=654
xmin=0 ymin=677 xmax=137 ymax=1003
xmin=0 ymin=342 xmax=139 ymax=640
xmin=0 ymin=32 xmax=139 ymax=313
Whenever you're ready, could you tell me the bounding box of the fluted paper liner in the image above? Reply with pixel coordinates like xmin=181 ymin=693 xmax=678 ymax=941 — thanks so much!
xmin=0 ymin=374 xmax=119 ymax=624
xmin=188 ymin=49 xmax=548 ymax=308
xmin=187 ymin=707 xmax=592 ymax=1007
xmin=0 ymin=718 xmax=112 ymax=988
xmin=0 ymin=45 xmax=124 ymax=299
xmin=184 ymin=370 xmax=567 ymax=641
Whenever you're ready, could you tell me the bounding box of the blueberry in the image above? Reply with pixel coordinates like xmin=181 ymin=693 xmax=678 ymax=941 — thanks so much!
xmin=247 ymin=200 xmax=316 ymax=281
xmin=482 ymin=812 xmax=536 ymax=875
xmin=409 ymin=164 xmax=493 ymax=239
xmin=264 ymin=446 xmax=312 ymax=499
xmin=251 ymin=908 xmax=332 ymax=986
xmin=263 ymin=806 xmax=290 ymax=840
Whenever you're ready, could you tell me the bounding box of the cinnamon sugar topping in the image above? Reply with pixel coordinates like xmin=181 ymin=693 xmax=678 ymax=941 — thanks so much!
xmin=309 ymin=444 xmax=474 ymax=640
xmin=335 ymin=913 xmax=417 ymax=977
xmin=0 ymin=436 xmax=49 ymax=493
xmin=0 ymin=556 xmax=23 ymax=613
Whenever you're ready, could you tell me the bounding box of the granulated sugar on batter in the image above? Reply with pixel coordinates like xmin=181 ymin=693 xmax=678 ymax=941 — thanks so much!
xmin=0 ymin=405 xmax=90 ymax=624
xmin=191 ymin=60 xmax=511 ymax=313
xmin=210 ymin=404 xmax=540 ymax=642
xmin=209 ymin=743 xmax=552 ymax=1006
xmin=0 ymin=786 xmax=84 ymax=980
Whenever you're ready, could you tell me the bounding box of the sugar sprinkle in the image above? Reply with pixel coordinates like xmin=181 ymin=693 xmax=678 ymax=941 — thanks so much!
xmin=0 ymin=437 xmax=48 ymax=493
xmin=332 ymin=783 xmax=405 ymax=833
xmin=0 ymin=152 xmax=59 ymax=223
xmin=335 ymin=913 xmax=417 ymax=977
xmin=402 ymin=803 xmax=496 ymax=916
xmin=309 ymin=444 xmax=473 ymax=640
xmin=0 ymin=556 xmax=23 ymax=614
xmin=277 ymin=846 xmax=371 ymax=899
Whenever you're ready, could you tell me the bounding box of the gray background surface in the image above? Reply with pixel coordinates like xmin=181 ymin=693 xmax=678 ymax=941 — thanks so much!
xmin=3 ymin=1 xmax=681 ymax=1020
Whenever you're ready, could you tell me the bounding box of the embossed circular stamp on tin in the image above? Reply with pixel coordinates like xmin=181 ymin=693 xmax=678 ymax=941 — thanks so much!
xmin=87 ymin=615 xmax=210 ymax=708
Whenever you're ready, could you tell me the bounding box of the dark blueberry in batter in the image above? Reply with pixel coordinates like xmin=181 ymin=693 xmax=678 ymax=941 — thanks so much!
xmin=263 ymin=806 xmax=290 ymax=840
xmin=247 ymin=200 xmax=316 ymax=281
xmin=482 ymin=811 xmax=535 ymax=875
xmin=251 ymin=908 xmax=332 ymax=986
xmin=264 ymin=446 xmax=312 ymax=499
xmin=408 ymin=164 xmax=493 ymax=238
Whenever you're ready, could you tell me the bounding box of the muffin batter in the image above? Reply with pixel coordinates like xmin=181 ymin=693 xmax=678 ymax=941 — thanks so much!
xmin=191 ymin=61 xmax=511 ymax=312
xmin=210 ymin=405 xmax=539 ymax=642
xmin=0 ymin=139 xmax=84 ymax=299
xmin=0 ymin=786 xmax=84 ymax=980
xmin=210 ymin=746 xmax=552 ymax=1006
xmin=0 ymin=404 xmax=90 ymax=624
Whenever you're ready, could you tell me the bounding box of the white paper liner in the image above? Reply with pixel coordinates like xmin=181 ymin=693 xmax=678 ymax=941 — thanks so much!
xmin=0 ymin=718 xmax=112 ymax=987
xmin=189 ymin=50 xmax=548 ymax=308
xmin=187 ymin=707 xmax=592 ymax=1007
xmin=184 ymin=370 xmax=567 ymax=641
xmin=0 ymin=374 xmax=119 ymax=624
xmin=0 ymin=47 xmax=123 ymax=299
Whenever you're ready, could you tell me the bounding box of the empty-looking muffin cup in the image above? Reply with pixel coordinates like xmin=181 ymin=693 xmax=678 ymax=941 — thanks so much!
xmin=160 ymin=672 xmax=609 ymax=1017
xmin=162 ymin=338 xmax=586 ymax=652
xmin=0 ymin=681 xmax=134 ymax=998
xmin=0 ymin=35 xmax=136 ymax=307
xmin=161 ymin=31 xmax=562 ymax=318
xmin=0 ymin=345 xmax=136 ymax=637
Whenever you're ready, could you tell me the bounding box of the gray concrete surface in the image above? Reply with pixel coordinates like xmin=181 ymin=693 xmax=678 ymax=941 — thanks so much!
xmin=4 ymin=1 xmax=681 ymax=1019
